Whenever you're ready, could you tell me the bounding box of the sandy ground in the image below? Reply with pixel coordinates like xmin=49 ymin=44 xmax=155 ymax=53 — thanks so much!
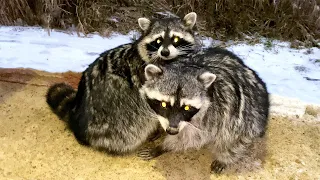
xmin=0 ymin=68 xmax=319 ymax=180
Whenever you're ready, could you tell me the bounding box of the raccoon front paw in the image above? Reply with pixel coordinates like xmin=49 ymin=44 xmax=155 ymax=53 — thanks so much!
xmin=147 ymin=129 xmax=163 ymax=142
xmin=210 ymin=160 xmax=226 ymax=174
xmin=138 ymin=146 xmax=163 ymax=160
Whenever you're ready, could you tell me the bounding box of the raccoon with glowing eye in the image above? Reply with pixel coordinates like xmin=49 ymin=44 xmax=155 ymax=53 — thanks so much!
xmin=138 ymin=47 xmax=270 ymax=175
xmin=145 ymin=98 xmax=200 ymax=129
xmin=45 ymin=12 xmax=199 ymax=157
xmin=137 ymin=12 xmax=199 ymax=61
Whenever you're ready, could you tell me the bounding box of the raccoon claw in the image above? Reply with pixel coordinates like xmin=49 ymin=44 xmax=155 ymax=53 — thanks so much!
xmin=147 ymin=129 xmax=162 ymax=142
xmin=138 ymin=148 xmax=156 ymax=160
xmin=138 ymin=147 xmax=163 ymax=160
xmin=210 ymin=160 xmax=226 ymax=174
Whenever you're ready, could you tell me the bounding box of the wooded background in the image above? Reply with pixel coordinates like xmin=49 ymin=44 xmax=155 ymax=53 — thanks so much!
xmin=1 ymin=0 xmax=319 ymax=47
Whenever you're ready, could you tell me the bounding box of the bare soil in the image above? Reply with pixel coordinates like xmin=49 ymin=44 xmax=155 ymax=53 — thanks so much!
xmin=0 ymin=68 xmax=319 ymax=180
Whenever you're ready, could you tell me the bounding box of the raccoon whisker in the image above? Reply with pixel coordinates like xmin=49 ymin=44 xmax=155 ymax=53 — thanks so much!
xmin=151 ymin=58 xmax=157 ymax=62
xmin=179 ymin=44 xmax=194 ymax=48
xmin=147 ymin=53 xmax=156 ymax=57
xmin=150 ymin=52 xmax=157 ymax=57
xmin=179 ymin=50 xmax=193 ymax=53
xmin=148 ymin=54 xmax=160 ymax=63
xmin=179 ymin=48 xmax=191 ymax=51
xmin=148 ymin=44 xmax=159 ymax=50
xmin=151 ymin=56 xmax=161 ymax=63
xmin=179 ymin=48 xmax=194 ymax=52
xmin=179 ymin=46 xmax=194 ymax=50
xmin=177 ymin=51 xmax=189 ymax=56
xmin=146 ymin=52 xmax=159 ymax=63
xmin=178 ymin=45 xmax=195 ymax=49
xmin=149 ymin=51 xmax=158 ymax=55
xmin=147 ymin=52 xmax=157 ymax=56
xmin=178 ymin=49 xmax=192 ymax=53
xmin=146 ymin=48 xmax=161 ymax=61
xmin=185 ymin=122 xmax=210 ymax=133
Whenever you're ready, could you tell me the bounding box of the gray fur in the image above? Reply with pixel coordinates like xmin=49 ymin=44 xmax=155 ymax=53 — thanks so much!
xmin=138 ymin=47 xmax=270 ymax=174
xmin=46 ymin=13 xmax=199 ymax=155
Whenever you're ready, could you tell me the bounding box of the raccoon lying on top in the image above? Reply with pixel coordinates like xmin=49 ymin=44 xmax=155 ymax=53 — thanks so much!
xmin=46 ymin=12 xmax=198 ymax=155
xmin=139 ymin=47 xmax=270 ymax=174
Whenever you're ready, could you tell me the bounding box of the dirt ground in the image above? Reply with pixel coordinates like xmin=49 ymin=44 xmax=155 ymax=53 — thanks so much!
xmin=0 ymin=68 xmax=319 ymax=180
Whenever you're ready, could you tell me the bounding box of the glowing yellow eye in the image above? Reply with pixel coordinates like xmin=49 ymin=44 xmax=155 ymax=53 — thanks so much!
xmin=161 ymin=102 xmax=167 ymax=108
xmin=184 ymin=105 xmax=190 ymax=111
xmin=173 ymin=37 xmax=179 ymax=43
xmin=157 ymin=39 xmax=162 ymax=44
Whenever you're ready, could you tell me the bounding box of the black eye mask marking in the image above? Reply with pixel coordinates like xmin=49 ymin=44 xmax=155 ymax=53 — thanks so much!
xmin=146 ymin=97 xmax=200 ymax=122
xmin=146 ymin=98 xmax=171 ymax=116
xmin=146 ymin=34 xmax=193 ymax=55
xmin=180 ymin=105 xmax=200 ymax=122
xmin=171 ymin=36 xmax=191 ymax=48
xmin=146 ymin=37 xmax=163 ymax=52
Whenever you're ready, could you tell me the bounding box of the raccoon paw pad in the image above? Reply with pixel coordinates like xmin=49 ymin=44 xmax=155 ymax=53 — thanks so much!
xmin=210 ymin=160 xmax=226 ymax=174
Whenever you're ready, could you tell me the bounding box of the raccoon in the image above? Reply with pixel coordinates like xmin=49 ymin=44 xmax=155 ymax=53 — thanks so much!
xmin=46 ymin=12 xmax=199 ymax=155
xmin=137 ymin=12 xmax=200 ymax=62
xmin=138 ymin=47 xmax=270 ymax=174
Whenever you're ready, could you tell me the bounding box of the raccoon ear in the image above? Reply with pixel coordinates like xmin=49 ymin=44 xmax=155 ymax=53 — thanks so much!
xmin=145 ymin=64 xmax=163 ymax=81
xmin=138 ymin=18 xmax=151 ymax=31
xmin=183 ymin=12 xmax=197 ymax=29
xmin=198 ymin=72 xmax=216 ymax=88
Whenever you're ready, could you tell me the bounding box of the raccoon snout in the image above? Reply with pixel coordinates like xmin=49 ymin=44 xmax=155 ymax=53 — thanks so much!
xmin=166 ymin=127 xmax=179 ymax=135
xmin=160 ymin=48 xmax=170 ymax=57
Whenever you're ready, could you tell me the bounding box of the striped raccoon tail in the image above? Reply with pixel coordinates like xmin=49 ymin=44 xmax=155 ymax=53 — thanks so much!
xmin=46 ymin=83 xmax=76 ymax=122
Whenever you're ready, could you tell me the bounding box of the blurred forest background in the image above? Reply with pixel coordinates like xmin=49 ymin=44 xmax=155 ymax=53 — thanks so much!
xmin=0 ymin=0 xmax=319 ymax=47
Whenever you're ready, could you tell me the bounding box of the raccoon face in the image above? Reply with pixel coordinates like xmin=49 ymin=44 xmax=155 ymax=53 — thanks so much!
xmin=140 ymin=64 xmax=216 ymax=135
xmin=137 ymin=12 xmax=197 ymax=62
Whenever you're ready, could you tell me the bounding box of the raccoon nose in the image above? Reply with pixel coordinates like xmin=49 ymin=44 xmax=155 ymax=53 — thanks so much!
xmin=166 ymin=127 xmax=179 ymax=135
xmin=161 ymin=48 xmax=170 ymax=57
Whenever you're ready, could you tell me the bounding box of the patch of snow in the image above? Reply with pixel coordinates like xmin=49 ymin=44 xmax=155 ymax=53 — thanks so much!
xmin=109 ymin=17 xmax=119 ymax=23
xmin=0 ymin=26 xmax=320 ymax=106
xmin=201 ymin=37 xmax=215 ymax=47
xmin=269 ymin=94 xmax=308 ymax=117
xmin=0 ymin=26 xmax=132 ymax=73
xmin=226 ymin=42 xmax=320 ymax=105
